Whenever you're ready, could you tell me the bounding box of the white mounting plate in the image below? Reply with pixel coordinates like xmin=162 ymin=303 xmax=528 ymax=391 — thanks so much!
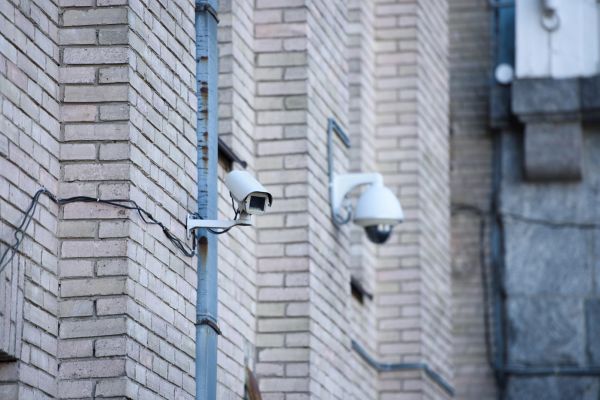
xmin=186 ymin=214 xmax=253 ymax=238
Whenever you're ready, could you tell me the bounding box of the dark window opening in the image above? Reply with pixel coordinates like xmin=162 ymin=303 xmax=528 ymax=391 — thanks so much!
xmin=350 ymin=275 xmax=373 ymax=305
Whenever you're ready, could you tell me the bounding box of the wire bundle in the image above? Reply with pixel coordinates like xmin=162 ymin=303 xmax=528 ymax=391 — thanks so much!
xmin=0 ymin=188 xmax=197 ymax=274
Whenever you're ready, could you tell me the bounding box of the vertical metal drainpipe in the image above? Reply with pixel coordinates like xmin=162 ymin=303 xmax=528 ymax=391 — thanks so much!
xmin=489 ymin=2 xmax=513 ymax=396
xmin=195 ymin=1 xmax=219 ymax=399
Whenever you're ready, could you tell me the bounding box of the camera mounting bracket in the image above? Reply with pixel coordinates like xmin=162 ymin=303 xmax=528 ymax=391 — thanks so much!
xmin=186 ymin=212 xmax=253 ymax=238
xmin=330 ymin=173 xmax=383 ymax=225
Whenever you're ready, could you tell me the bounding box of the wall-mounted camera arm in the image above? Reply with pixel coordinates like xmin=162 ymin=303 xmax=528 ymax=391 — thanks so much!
xmin=326 ymin=118 xmax=403 ymax=243
xmin=186 ymin=170 xmax=273 ymax=238
xmin=330 ymin=173 xmax=383 ymax=225
xmin=186 ymin=212 xmax=253 ymax=238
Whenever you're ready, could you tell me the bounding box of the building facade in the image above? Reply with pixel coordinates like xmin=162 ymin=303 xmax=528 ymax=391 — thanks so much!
xmin=2 ymin=0 xmax=598 ymax=399
xmin=0 ymin=0 xmax=453 ymax=398
xmin=451 ymin=0 xmax=600 ymax=399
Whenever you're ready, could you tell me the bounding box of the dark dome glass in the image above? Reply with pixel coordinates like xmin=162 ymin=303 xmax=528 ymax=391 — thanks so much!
xmin=365 ymin=224 xmax=393 ymax=244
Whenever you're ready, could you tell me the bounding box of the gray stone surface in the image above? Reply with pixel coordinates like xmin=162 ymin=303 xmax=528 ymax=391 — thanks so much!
xmin=580 ymin=75 xmax=600 ymax=113
xmin=506 ymin=377 xmax=600 ymax=400
xmin=504 ymin=220 xmax=592 ymax=296
xmin=586 ymin=299 xmax=600 ymax=364
xmin=595 ymin=230 xmax=600 ymax=295
xmin=500 ymin=131 xmax=600 ymax=225
xmin=524 ymin=121 xmax=582 ymax=181
xmin=490 ymin=84 xmax=512 ymax=128
xmin=507 ymin=297 xmax=585 ymax=365
xmin=512 ymin=78 xmax=580 ymax=117
xmin=500 ymin=124 xmax=600 ymax=397
xmin=584 ymin=128 xmax=600 ymax=192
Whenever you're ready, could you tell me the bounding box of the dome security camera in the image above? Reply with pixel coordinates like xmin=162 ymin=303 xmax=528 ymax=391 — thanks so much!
xmin=354 ymin=183 xmax=403 ymax=244
xmin=330 ymin=173 xmax=403 ymax=244
xmin=186 ymin=170 xmax=273 ymax=236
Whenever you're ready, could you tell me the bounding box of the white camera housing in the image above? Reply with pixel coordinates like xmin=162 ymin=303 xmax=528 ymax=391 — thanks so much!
xmin=225 ymin=170 xmax=272 ymax=215
xmin=330 ymin=173 xmax=403 ymax=244
xmin=187 ymin=170 xmax=272 ymax=236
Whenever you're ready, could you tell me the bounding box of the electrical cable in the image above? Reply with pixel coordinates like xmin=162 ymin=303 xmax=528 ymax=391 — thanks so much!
xmin=452 ymin=204 xmax=495 ymax=371
xmin=208 ymin=193 xmax=237 ymax=234
xmin=0 ymin=188 xmax=198 ymax=275
xmin=0 ymin=188 xmax=48 ymax=275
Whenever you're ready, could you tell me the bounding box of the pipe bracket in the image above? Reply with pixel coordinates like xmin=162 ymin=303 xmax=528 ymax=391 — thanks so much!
xmin=197 ymin=317 xmax=222 ymax=336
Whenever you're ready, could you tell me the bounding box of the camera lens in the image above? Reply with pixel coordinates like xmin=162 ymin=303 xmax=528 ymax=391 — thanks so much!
xmin=364 ymin=224 xmax=393 ymax=244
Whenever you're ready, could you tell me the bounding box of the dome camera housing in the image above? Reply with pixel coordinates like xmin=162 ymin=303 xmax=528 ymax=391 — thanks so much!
xmin=330 ymin=172 xmax=404 ymax=245
xmin=354 ymin=184 xmax=404 ymax=244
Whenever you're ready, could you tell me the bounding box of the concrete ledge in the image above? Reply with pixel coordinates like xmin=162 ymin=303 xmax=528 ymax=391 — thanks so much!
xmin=524 ymin=121 xmax=582 ymax=181
xmin=512 ymin=78 xmax=580 ymax=118
xmin=509 ymin=77 xmax=598 ymax=181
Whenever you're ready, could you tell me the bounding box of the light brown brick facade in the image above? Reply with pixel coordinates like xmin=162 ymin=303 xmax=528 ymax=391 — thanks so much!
xmin=0 ymin=0 xmax=486 ymax=399
xmin=448 ymin=0 xmax=496 ymax=398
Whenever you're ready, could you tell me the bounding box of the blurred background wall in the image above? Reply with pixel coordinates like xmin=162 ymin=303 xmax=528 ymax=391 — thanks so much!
xmin=2 ymin=0 xmax=599 ymax=399
xmin=451 ymin=0 xmax=600 ymax=398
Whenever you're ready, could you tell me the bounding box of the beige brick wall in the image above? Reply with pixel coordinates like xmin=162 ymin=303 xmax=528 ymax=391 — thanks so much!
xmin=2 ymin=0 xmax=198 ymax=398
xmin=127 ymin=0 xmax=198 ymax=398
xmin=56 ymin=0 xmax=198 ymax=398
xmin=253 ymin=1 xmax=312 ymax=397
xmin=0 ymin=0 xmax=61 ymax=398
xmin=415 ymin=1 xmax=452 ymax=396
xmin=0 ymin=0 xmax=460 ymax=399
xmin=374 ymin=0 xmax=452 ymax=398
xmin=448 ymin=0 xmax=497 ymax=398
xmin=346 ymin=0 xmax=379 ymax=398
xmin=216 ymin=0 xmax=259 ymax=398
xmin=305 ymin=0 xmax=354 ymax=396
xmin=58 ymin=3 xmax=131 ymax=398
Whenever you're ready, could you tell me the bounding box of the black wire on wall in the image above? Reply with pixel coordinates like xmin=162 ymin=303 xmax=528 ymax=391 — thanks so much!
xmin=0 ymin=188 xmax=197 ymax=275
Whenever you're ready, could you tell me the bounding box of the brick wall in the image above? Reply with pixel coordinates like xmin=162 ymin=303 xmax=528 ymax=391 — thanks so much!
xmin=374 ymin=0 xmax=452 ymax=397
xmin=58 ymin=3 xmax=131 ymax=398
xmin=448 ymin=0 xmax=497 ymax=398
xmin=305 ymin=0 xmax=354 ymax=396
xmin=346 ymin=0 xmax=379 ymax=398
xmin=0 ymin=0 xmax=460 ymax=399
xmin=415 ymin=1 xmax=452 ymax=396
xmin=253 ymin=0 xmax=312 ymax=397
xmin=56 ymin=0 xmax=199 ymax=398
xmin=2 ymin=0 xmax=199 ymax=398
xmin=0 ymin=0 xmax=61 ymax=398
xmin=216 ymin=0 xmax=259 ymax=398
xmin=127 ymin=0 xmax=197 ymax=398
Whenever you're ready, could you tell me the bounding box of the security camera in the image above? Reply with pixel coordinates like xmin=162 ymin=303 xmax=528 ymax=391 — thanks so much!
xmin=330 ymin=173 xmax=403 ymax=244
xmin=225 ymin=170 xmax=272 ymax=215
xmin=186 ymin=170 xmax=272 ymax=236
xmin=353 ymin=183 xmax=403 ymax=244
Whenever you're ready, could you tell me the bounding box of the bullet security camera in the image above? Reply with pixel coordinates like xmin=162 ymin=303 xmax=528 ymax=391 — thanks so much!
xmin=186 ymin=170 xmax=272 ymax=236
xmin=330 ymin=173 xmax=403 ymax=244
xmin=225 ymin=170 xmax=272 ymax=215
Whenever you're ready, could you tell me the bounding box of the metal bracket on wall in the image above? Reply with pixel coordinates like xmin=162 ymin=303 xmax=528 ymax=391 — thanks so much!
xmin=196 ymin=316 xmax=222 ymax=336
xmin=195 ymin=1 xmax=219 ymax=22
xmin=327 ymin=118 xmax=352 ymax=225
